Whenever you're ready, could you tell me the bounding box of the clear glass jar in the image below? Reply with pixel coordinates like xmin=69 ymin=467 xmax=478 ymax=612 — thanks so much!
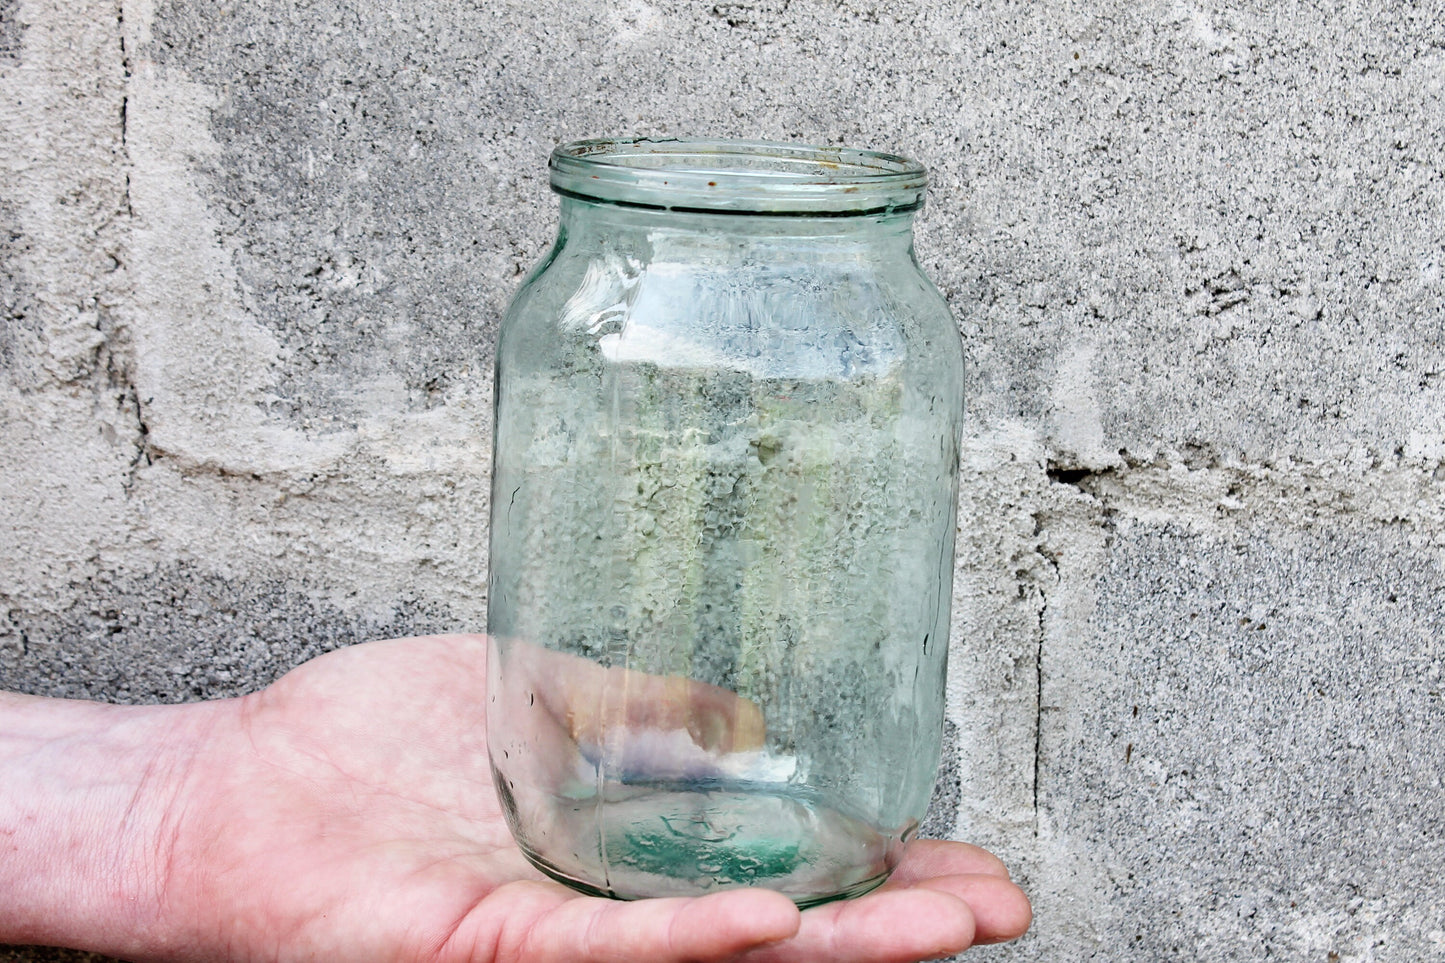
xmin=486 ymin=139 xmax=964 ymax=907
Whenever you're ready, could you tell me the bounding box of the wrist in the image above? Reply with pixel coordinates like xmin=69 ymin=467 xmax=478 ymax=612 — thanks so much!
xmin=0 ymin=691 xmax=222 ymax=959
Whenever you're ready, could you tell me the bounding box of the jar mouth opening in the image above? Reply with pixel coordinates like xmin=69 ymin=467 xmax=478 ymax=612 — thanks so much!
xmin=550 ymin=138 xmax=927 ymax=216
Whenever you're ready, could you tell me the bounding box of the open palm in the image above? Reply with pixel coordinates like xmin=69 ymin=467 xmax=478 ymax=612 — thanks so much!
xmin=157 ymin=634 xmax=1029 ymax=962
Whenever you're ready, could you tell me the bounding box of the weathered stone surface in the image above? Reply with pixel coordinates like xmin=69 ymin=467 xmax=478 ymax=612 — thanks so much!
xmin=1000 ymin=514 xmax=1445 ymax=961
xmin=0 ymin=0 xmax=19 ymax=63
xmin=0 ymin=949 xmax=105 ymax=963
xmin=1 ymin=0 xmax=1443 ymax=960
xmin=0 ymin=563 xmax=457 ymax=703
xmin=947 ymin=3 xmax=1445 ymax=470
xmin=136 ymin=0 xmax=1445 ymax=471
xmin=0 ymin=200 xmax=34 ymax=372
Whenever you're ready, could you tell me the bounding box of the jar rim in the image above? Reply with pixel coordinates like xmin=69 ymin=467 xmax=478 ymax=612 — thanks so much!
xmin=549 ymin=138 xmax=928 ymax=216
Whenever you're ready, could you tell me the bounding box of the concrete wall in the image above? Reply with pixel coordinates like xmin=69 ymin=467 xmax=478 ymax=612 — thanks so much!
xmin=2 ymin=1 xmax=1441 ymax=959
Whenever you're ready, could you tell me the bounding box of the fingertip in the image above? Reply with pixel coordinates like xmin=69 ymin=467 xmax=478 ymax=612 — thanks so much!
xmin=913 ymin=875 xmax=1033 ymax=945
xmin=663 ymin=888 xmax=800 ymax=960
xmin=714 ymin=887 xmax=802 ymax=945
xmin=915 ymin=888 xmax=978 ymax=955
xmin=972 ymin=849 xmax=1011 ymax=879
xmin=975 ymin=879 xmax=1032 ymax=944
xmin=880 ymin=887 xmax=977 ymax=959
xmin=893 ymin=839 xmax=1012 ymax=881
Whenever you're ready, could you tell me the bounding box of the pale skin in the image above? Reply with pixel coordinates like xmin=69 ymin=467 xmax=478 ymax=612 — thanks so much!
xmin=0 ymin=634 xmax=1031 ymax=962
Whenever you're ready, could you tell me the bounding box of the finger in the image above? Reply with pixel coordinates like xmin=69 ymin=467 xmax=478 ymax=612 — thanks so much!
xmin=741 ymin=887 xmax=976 ymax=963
xmin=601 ymin=665 xmax=767 ymax=754
xmin=488 ymin=883 xmax=801 ymax=963
xmin=908 ymin=874 xmax=1033 ymax=945
xmin=544 ymin=656 xmax=766 ymax=754
xmin=884 ymin=839 xmax=1012 ymax=884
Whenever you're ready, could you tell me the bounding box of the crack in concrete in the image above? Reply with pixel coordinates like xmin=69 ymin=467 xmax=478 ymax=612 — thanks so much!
xmin=116 ymin=0 xmax=133 ymax=218
xmin=1024 ymin=441 xmax=1442 ymax=851
xmin=121 ymin=381 xmax=152 ymax=491
xmin=1042 ymin=453 xmax=1444 ymax=542
xmin=1032 ymin=587 xmax=1045 ymax=830
xmin=1029 ymin=506 xmax=1065 ymax=835
xmin=109 ymin=0 xmax=147 ymax=490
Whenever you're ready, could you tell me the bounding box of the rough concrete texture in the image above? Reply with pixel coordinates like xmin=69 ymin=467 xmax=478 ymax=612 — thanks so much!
xmin=1 ymin=0 xmax=1442 ymax=959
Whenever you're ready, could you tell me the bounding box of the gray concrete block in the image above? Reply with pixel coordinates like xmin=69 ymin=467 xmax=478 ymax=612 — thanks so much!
xmin=141 ymin=0 xmax=1445 ymax=470
xmin=0 ymin=562 xmax=457 ymax=703
xmin=944 ymin=432 xmax=1061 ymax=853
xmin=145 ymin=3 xmax=536 ymax=431
xmin=936 ymin=3 xmax=1445 ymax=469
xmin=0 ymin=948 xmax=108 ymax=963
xmin=0 ymin=0 xmax=18 ymax=63
xmin=1000 ymin=516 xmax=1445 ymax=961
xmin=0 ymin=199 xmax=35 ymax=373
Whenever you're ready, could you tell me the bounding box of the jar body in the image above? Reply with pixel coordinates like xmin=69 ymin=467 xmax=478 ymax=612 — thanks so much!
xmin=487 ymin=178 xmax=963 ymax=905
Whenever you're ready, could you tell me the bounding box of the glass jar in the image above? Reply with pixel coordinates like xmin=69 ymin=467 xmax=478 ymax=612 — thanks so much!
xmin=486 ymin=138 xmax=964 ymax=907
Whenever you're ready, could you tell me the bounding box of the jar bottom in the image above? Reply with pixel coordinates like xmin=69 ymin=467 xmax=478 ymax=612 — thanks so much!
xmin=510 ymin=779 xmax=911 ymax=907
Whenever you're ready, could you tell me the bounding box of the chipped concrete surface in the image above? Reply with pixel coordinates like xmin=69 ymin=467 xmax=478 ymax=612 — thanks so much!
xmin=2 ymin=1 xmax=1443 ymax=960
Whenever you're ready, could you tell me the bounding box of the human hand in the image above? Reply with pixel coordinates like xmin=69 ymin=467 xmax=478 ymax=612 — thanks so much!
xmin=0 ymin=634 xmax=1030 ymax=962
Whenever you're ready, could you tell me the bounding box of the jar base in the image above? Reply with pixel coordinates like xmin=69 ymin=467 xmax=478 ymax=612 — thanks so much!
xmin=521 ymin=844 xmax=893 ymax=908
xmin=509 ymin=779 xmax=908 ymax=907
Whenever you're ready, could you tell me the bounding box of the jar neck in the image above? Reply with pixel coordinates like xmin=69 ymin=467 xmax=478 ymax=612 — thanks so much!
xmin=556 ymin=197 xmax=919 ymax=261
